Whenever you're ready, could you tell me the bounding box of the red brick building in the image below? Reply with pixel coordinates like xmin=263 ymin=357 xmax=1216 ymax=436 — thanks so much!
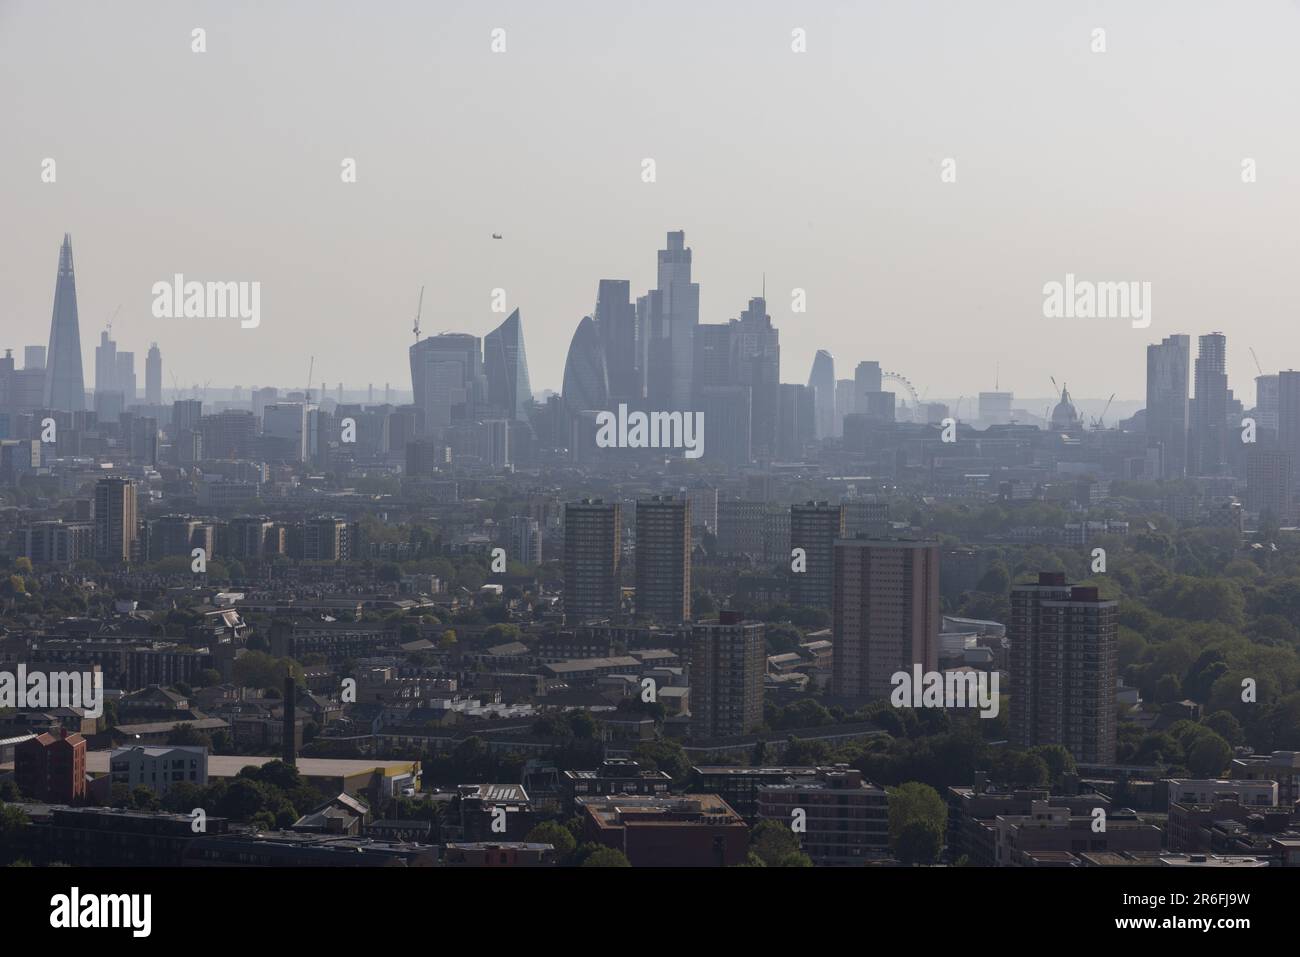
xmin=14 ymin=729 xmax=86 ymax=804
xmin=577 ymin=793 xmax=749 ymax=866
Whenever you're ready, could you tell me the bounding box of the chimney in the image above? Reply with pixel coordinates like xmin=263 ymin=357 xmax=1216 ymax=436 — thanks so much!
xmin=282 ymin=665 xmax=297 ymax=767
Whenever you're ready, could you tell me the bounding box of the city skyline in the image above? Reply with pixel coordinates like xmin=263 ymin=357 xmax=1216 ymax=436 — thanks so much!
xmin=5 ymin=2 xmax=1300 ymax=400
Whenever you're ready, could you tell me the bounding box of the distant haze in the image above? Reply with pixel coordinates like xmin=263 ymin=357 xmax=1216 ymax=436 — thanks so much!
xmin=3 ymin=0 xmax=1297 ymax=406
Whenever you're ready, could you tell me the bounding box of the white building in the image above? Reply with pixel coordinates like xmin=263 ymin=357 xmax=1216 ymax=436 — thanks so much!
xmin=110 ymin=745 xmax=209 ymax=797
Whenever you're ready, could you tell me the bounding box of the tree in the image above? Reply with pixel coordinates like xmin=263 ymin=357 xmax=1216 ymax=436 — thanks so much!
xmin=525 ymin=821 xmax=577 ymax=860
xmin=894 ymin=820 xmax=942 ymax=865
xmin=1184 ymin=728 xmax=1232 ymax=777
xmin=581 ymin=847 xmax=631 ymax=867
xmin=0 ymin=804 xmax=29 ymax=865
xmin=167 ymin=723 xmax=211 ymax=748
xmin=1028 ymin=745 xmax=1077 ymax=788
xmin=749 ymin=819 xmax=812 ymax=867
xmin=1202 ymin=711 xmax=1245 ymax=747
xmin=632 ymin=740 xmax=689 ymax=782
xmin=888 ymin=782 xmax=946 ymax=865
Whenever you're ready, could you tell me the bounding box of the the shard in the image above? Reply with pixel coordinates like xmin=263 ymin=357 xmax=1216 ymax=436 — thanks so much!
xmin=484 ymin=308 xmax=533 ymax=420
xmin=44 ymin=234 xmax=87 ymax=411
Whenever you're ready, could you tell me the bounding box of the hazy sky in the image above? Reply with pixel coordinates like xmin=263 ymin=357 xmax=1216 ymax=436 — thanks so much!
xmin=3 ymin=0 xmax=1299 ymax=405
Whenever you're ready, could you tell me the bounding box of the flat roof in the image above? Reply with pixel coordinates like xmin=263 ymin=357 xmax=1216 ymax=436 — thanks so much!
xmin=85 ymin=752 xmax=416 ymax=779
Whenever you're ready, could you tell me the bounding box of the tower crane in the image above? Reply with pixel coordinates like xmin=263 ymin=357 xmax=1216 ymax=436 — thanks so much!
xmin=412 ymin=286 xmax=425 ymax=343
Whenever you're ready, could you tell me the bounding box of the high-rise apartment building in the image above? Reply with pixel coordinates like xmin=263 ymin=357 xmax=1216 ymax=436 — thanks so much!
xmin=1191 ymin=333 xmax=1229 ymax=475
xmin=1146 ymin=334 xmax=1190 ymax=479
xmin=790 ymin=501 xmax=844 ymax=610
xmin=1278 ymin=371 xmax=1300 ymax=491
xmin=1009 ymin=573 xmax=1118 ymax=764
xmin=689 ymin=611 xmax=765 ymax=740
xmin=563 ymin=499 xmax=622 ymax=622
xmin=831 ymin=538 xmax=939 ymax=699
xmin=94 ymin=477 xmax=138 ymax=563
xmin=634 ymin=495 xmax=691 ymax=623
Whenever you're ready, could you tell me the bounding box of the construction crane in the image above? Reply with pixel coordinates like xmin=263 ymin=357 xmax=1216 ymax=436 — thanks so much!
xmin=105 ymin=304 xmax=121 ymax=336
xmin=1090 ymin=393 xmax=1115 ymax=430
xmin=170 ymin=372 xmax=181 ymax=399
xmin=305 ymin=356 xmax=314 ymax=402
xmin=1251 ymin=347 xmax=1266 ymax=377
xmin=412 ymin=286 xmax=425 ymax=343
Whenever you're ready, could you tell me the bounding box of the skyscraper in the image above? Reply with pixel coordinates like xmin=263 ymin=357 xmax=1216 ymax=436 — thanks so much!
xmin=638 ymin=231 xmax=699 ymax=410
xmin=44 ymin=234 xmax=86 ymax=412
xmin=635 ymin=495 xmax=691 ymax=623
xmin=832 ymin=538 xmax=939 ymax=699
xmin=510 ymin=515 xmax=543 ymax=565
xmin=595 ymin=279 xmax=642 ymax=404
xmin=732 ymin=296 xmax=781 ymax=459
xmin=1009 ymin=573 xmax=1118 ymax=764
xmin=790 ymin=501 xmax=844 ymax=610
xmin=94 ymin=477 xmax=138 ymax=563
xmin=834 ymin=378 xmax=855 ymax=434
xmin=116 ymin=351 xmax=136 ymax=403
xmin=808 ymin=349 xmax=836 ymax=439
xmin=561 ymin=316 xmax=610 ymax=444
xmin=145 ymin=343 xmax=162 ymax=405
xmin=1146 ymin=334 xmax=1190 ymax=479
xmin=1191 ymin=333 xmax=1229 ymax=476
xmin=563 ymin=499 xmax=621 ymax=622
xmin=690 ymin=611 xmax=765 ymax=740
xmin=95 ymin=330 xmax=118 ymax=395
xmin=483 ymin=309 xmax=532 ymax=420
xmin=1246 ymin=448 xmax=1292 ymax=521
xmin=777 ymin=383 xmax=816 ymax=460
xmin=409 ymin=333 xmax=485 ymax=434
xmin=854 ymin=361 xmax=882 ymax=409
xmin=1277 ymin=371 xmax=1300 ymax=491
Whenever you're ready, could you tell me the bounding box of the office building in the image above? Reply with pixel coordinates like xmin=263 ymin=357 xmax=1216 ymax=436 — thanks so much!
xmin=44 ymin=234 xmax=86 ymax=412
xmin=808 ymin=349 xmax=836 ymax=439
xmin=145 ymin=343 xmax=162 ymax=405
xmin=756 ymin=766 xmax=889 ymax=865
xmin=483 ymin=309 xmax=532 ymax=420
